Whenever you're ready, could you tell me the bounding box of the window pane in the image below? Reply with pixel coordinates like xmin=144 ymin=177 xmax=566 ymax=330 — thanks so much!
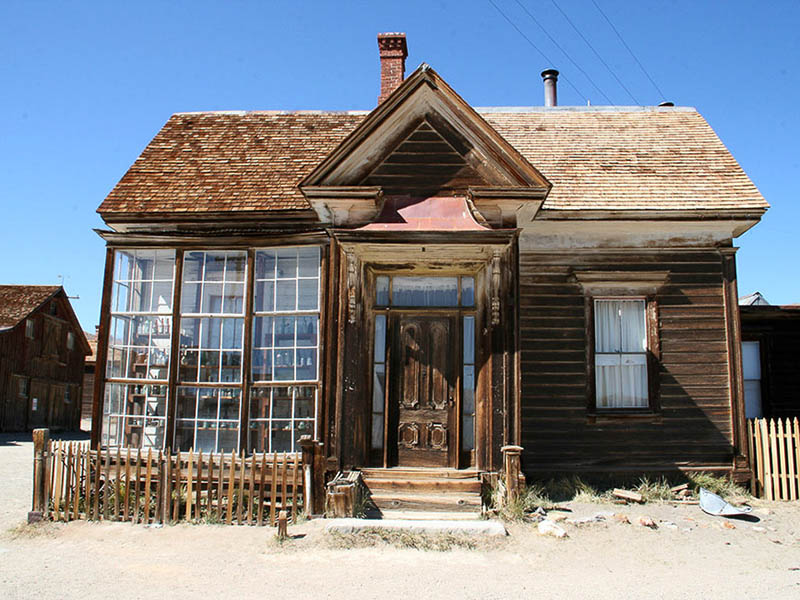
xmin=296 ymin=348 xmax=316 ymax=380
xmin=181 ymin=282 xmax=202 ymax=314
xmin=296 ymin=316 xmax=317 ymax=347
xmin=255 ymin=250 xmax=276 ymax=280
xmin=372 ymin=363 xmax=385 ymax=413
xmin=276 ymin=249 xmax=297 ymax=279
xmin=183 ymin=252 xmax=205 ymax=282
xmin=461 ymin=277 xmax=475 ymax=307
xmin=226 ymin=254 xmax=246 ymax=282
xmin=297 ymin=247 xmax=319 ymax=277
xmin=276 ymin=280 xmax=296 ymax=311
xmin=374 ymin=315 xmax=386 ymax=363
xmin=620 ymin=300 xmax=646 ymax=352
xmin=205 ymin=253 xmax=226 ymax=281
xmin=295 ymin=387 xmax=315 ymax=418
xmin=371 ymin=414 xmax=384 ymax=450
xmin=202 ymin=282 xmax=224 ymax=313
xmin=271 ymin=421 xmax=292 ymax=452
xmin=463 ymin=365 xmax=475 ymax=414
xmin=376 ymin=276 xmax=389 ymax=305
xmin=255 ymin=280 xmax=275 ymax=312
xmin=297 ymin=279 xmax=318 ymax=311
xmin=744 ymin=380 xmax=762 ymax=419
xmin=463 ymin=316 xmax=475 ymax=364
xmin=742 ymin=341 xmax=761 ymax=380
xmin=595 ymin=301 xmax=621 ymax=353
xmin=392 ymin=276 xmax=458 ymax=306
xmin=462 ymin=415 xmax=474 ymax=451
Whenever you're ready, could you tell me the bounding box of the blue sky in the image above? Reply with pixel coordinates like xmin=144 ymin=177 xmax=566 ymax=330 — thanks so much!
xmin=1 ymin=0 xmax=797 ymax=330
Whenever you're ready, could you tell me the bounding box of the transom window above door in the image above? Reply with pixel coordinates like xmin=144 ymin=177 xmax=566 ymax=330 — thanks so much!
xmin=375 ymin=275 xmax=475 ymax=307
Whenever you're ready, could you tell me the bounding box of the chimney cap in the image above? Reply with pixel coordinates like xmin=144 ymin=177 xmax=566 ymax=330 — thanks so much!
xmin=658 ymin=101 xmax=675 ymax=107
xmin=541 ymin=68 xmax=560 ymax=79
xmin=377 ymin=32 xmax=408 ymax=58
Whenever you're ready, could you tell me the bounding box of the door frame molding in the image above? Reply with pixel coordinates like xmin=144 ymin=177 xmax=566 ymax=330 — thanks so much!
xmin=366 ymin=271 xmax=482 ymax=470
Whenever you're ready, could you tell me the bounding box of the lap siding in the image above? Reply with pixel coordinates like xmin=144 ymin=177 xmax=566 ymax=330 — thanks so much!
xmin=518 ymin=250 xmax=734 ymax=473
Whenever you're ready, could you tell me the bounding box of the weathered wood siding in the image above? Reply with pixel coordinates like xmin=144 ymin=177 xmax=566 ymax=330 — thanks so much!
xmin=518 ymin=249 xmax=737 ymax=473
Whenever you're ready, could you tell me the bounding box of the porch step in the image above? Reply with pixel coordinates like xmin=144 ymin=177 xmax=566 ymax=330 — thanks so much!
xmin=359 ymin=468 xmax=483 ymax=515
xmin=360 ymin=468 xmax=479 ymax=480
xmin=362 ymin=477 xmax=482 ymax=493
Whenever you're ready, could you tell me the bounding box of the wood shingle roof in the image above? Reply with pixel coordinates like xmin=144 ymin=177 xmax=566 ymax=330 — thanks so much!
xmin=0 ymin=285 xmax=60 ymax=329
xmin=97 ymin=106 xmax=767 ymax=218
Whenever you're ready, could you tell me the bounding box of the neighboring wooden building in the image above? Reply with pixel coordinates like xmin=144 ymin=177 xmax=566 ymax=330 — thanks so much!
xmin=0 ymin=285 xmax=91 ymax=432
xmin=90 ymin=33 xmax=768 ymax=507
xmin=740 ymin=295 xmax=800 ymax=419
xmin=81 ymin=332 xmax=98 ymax=425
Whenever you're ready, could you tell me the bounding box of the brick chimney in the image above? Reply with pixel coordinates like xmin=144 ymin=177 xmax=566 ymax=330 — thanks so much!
xmin=377 ymin=32 xmax=408 ymax=104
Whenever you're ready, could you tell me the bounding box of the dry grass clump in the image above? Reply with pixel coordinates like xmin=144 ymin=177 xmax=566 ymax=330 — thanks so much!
xmin=490 ymin=471 xmax=751 ymax=520
xmin=7 ymin=520 xmax=60 ymax=539
xmin=686 ymin=472 xmax=750 ymax=501
xmin=326 ymin=529 xmax=500 ymax=552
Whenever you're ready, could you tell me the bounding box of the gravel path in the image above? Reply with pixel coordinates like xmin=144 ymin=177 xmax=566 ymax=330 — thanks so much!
xmin=1 ymin=434 xmax=799 ymax=600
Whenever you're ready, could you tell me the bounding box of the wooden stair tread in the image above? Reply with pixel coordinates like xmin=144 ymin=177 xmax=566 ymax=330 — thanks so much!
xmin=359 ymin=468 xmax=479 ymax=480
xmin=370 ymin=492 xmax=481 ymax=505
xmin=362 ymin=478 xmax=482 ymax=492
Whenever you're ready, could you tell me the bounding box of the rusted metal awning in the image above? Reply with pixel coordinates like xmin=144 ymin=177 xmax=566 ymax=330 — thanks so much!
xmin=358 ymin=196 xmax=489 ymax=231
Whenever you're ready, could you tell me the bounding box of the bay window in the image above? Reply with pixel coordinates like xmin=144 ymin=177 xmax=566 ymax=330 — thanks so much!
xmin=102 ymin=245 xmax=322 ymax=453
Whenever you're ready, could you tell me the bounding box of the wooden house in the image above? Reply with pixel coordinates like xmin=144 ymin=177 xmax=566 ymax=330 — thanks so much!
xmin=90 ymin=33 xmax=767 ymax=510
xmin=739 ymin=294 xmax=800 ymax=419
xmin=0 ymin=285 xmax=90 ymax=432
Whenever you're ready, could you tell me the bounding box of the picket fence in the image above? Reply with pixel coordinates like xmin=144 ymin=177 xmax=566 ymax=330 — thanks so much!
xmin=747 ymin=417 xmax=800 ymax=501
xmin=42 ymin=439 xmax=304 ymax=526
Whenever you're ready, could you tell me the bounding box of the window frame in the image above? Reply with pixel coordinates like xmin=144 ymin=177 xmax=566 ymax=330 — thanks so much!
xmin=586 ymin=295 xmax=660 ymax=417
xmin=248 ymin=246 xmax=322 ymax=453
xmin=25 ymin=319 xmax=34 ymax=339
xmin=103 ymin=249 xmax=177 ymax=450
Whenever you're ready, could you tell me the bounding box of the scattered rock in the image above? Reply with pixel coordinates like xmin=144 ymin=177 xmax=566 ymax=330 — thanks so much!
xmin=566 ymin=516 xmax=602 ymax=526
xmin=549 ymin=513 xmax=567 ymax=523
xmin=613 ymin=513 xmax=630 ymax=525
xmin=532 ymin=506 xmax=547 ymax=518
xmin=660 ymin=521 xmax=678 ymax=530
xmin=538 ymin=520 xmax=568 ymax=539
xmin=613 ymin=489 xmax=644 ymax=503
xmin=752 ymin=526 xmax=766 ymax=533
xmin=722 ymin=521 xmax=736 ymax=530
xmin=594 ymin=511 xmax=615 ymax=520
xmin=637 ymin=516 xmax=658 ymax=529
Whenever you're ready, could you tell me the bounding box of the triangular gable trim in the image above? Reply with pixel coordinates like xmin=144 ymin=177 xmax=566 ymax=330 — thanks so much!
xmin=299 ymin=64 xmax=551 ymax=193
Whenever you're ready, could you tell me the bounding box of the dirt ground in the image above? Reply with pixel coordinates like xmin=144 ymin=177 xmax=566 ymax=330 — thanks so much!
xmin=1 ymin=433 xmax=799 ymax=600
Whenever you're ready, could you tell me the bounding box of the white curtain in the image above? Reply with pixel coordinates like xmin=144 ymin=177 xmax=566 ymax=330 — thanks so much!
xmin=595 ymin=300 xmax=648 ymax=408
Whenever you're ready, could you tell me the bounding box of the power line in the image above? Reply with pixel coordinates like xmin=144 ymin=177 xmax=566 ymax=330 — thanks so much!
xmin=589 ymin=0 xmax=666 ymax=101
xmin=514 ymin=0 xmax=614 ymax=105
xmin=487 ymin=0 xmax=589 ymax=103
xmin=549 ymin=0 xmax=640 ymax=104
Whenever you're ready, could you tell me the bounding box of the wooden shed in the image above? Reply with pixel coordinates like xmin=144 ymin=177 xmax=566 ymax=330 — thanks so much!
xmin=0 ymin=285 xmax=90 ymax=432
xmin=89 ymin=33 xmax=767 ymax=512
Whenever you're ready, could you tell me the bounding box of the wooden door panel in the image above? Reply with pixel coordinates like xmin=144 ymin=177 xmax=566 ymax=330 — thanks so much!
xmin=392 ymin=315 xmax=455 ymax=468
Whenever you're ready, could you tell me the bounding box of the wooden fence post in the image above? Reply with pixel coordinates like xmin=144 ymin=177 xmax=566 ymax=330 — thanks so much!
xmin=501 ymin=445 xmax=524 ymax=503
xmin=28 ymin=428 xmax=50 ymax=523
xmin=299 ymin=436 xmax=315 ymax=517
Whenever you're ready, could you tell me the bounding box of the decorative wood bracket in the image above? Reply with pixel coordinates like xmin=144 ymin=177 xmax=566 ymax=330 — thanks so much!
xmin=491 ymin=249 xmax=501 ymax=326
xmin=346 ymin=251 xmax=360 ymax=324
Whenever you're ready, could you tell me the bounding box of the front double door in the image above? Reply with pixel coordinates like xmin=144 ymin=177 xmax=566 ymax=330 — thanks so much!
xmin=389 ymin=314 xmax=457 ymax=468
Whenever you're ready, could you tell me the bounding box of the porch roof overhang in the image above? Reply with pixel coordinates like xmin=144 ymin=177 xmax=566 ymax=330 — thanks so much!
xmin=357 ymin=195 xmax=488 ymax=232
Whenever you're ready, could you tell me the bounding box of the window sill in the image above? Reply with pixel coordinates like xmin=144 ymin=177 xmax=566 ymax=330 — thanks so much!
xmin=587 ymin=410 xmax=662 ymax=425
